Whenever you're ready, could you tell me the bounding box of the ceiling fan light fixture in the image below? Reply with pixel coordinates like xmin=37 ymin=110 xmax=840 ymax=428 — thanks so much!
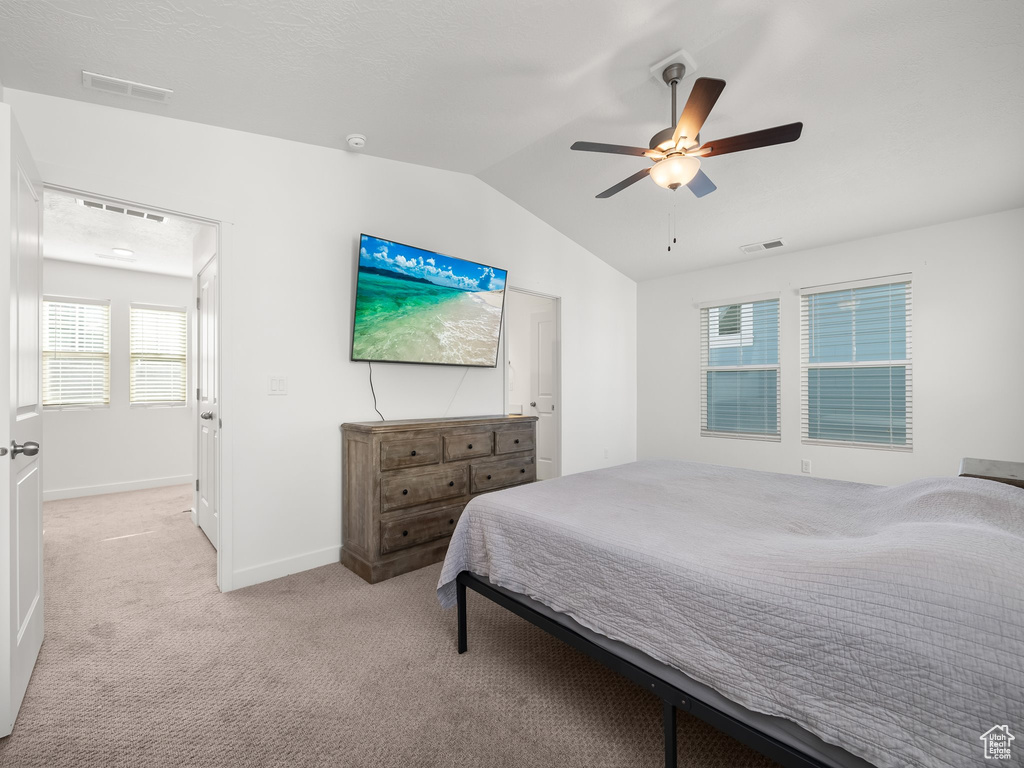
xmin=650 ymin=155 xmax=701 ymax=190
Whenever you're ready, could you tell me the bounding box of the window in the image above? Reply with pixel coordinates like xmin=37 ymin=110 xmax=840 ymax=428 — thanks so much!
xmin=700 ymin=298 xmax=780 ymax=439
xmin=800 ymin=277 xmax=912 ymax=449
xmin=42 ymin=298 xmax=111 ymax=407
xmin=130 ymin=305 xmax=187 ymax=405
xmin=708 ymin=303 xmax=754 ymax=348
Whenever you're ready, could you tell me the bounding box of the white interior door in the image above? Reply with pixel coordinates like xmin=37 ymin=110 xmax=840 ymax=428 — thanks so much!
xmin=196 ymin=257 xmax=218 ymax=549
xmin=1 ymin=106 xmax=44 ymax=738
xmin=529 ymin=305 xmax=559 ymax=480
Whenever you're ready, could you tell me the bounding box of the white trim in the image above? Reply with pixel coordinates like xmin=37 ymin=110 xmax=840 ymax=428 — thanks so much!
xmin=700 ymin=431 xmax=782 ymax=443
xmin=217 ymin=224 xmax=234 ymax=592
xmin=231 ymin=545 xmax=340 ymax=591
xmin=43 ymin=294 xmax=111 ymax=306
xmin=130 ymin=301 xmax=187 ymax=312
xmin=696 ymin=291 xmax=780 ymax=309
xmin=799 ymin=273 xmax=912 ymax=295
xmin=43 ymin=474 xmax=193 ymax=502
xmin=800 ymin=439 xmax=913 ymax=452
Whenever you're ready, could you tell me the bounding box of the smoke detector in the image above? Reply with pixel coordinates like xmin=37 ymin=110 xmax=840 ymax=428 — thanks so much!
xmin=346 ymin=134 xmax=366 ymax=149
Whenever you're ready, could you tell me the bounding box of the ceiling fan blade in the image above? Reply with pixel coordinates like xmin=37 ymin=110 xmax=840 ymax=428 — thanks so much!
xmin=596 ymin=167 xmax=651 ymax=198
xmin=698 ymin=122 xmax=803 ymax=157
xmin=672 ymin=78 xmax=726 ymax=146
xmin=571 ymin=141 xmax=650 ymax=157
xmin=686 ymin=169 xmax=717 ymax=198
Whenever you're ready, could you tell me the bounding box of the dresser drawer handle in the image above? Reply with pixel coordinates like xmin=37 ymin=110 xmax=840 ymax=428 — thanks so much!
xmin=468 ymin=443 xmax=473 ymax=449
xmin=402 ymin=530 xmax=408 ymax=537
xmin=486 ymin=474 xmax=492 ymax=480
xmin=410 ymin=450 xmax=417 ymax=456
xmin=448 ymin=519 xmax=455 ymax=525
xmin=402 ymin=489 xmax=408 ymax=495
xmin=520 ymin=468 xmax=526 ymax=473
xmin=514 ymin=438 xmax=520 ymax=444
xmin=448 ymin=481 xmax=454 ymax=487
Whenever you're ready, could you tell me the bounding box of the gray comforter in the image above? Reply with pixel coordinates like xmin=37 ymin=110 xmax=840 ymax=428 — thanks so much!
xmin=437 ymin=460 xmax=1024 ymax=768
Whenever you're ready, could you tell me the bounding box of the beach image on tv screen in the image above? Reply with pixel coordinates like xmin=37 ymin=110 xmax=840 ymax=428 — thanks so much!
xmin=352 ymin=235 xmax=507 ymax=367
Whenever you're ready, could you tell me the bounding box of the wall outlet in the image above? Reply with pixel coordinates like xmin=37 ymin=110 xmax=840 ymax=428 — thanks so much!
xmin=604 ymin=447 xmax=609 ymax=459
xmin=268 ymin=376 xmax=288 ymax=395
xmin=801 ymin=459 xmax=811 ymax=474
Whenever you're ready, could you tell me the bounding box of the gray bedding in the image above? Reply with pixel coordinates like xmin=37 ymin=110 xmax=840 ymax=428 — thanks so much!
xmin=437 ymin=460 xmax=1024 ymax=768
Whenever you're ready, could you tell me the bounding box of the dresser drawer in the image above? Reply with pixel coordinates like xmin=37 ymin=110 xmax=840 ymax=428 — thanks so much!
xmin=381 ymin=436 xmax=441 ymax=471
xmin=471 ymin=456 xmax=536 ymax=493
xmin=495 ymin=428 xmax=534 ymax=455
xmin=380 ymin=505 xmax=463 ymax=554
xmin=444 ymin=431 xmax=493 ymax=462
xmin=381 ymin=466 xmax=469 ymax=512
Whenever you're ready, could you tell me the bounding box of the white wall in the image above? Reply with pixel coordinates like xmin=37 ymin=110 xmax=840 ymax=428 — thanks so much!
xmin=41 ymin=259 xmax=194 ymax=500
xmin=6 ymin=89 xmax=638 ymax=589
xmin=638 ymin=207 xmax=1024 ymax=486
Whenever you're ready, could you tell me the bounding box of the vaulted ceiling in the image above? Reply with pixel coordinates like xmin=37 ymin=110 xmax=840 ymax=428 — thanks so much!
xmin=1 ymin=0 xmax=1022 ymax=281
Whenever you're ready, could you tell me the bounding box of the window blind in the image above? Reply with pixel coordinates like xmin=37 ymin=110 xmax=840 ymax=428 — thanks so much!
xmin=130 ymin=305 xmax=187 ymax=405
xmin=700 ymin=298 xmax=780 ymax=439
xmin=800 ymin=278 xmax=912 ymax=449
xmin=42 ymin=299 xmax=111 ymax=407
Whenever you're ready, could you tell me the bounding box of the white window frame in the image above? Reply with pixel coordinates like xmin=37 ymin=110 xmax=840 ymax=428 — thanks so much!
xmin=699 ymin=294 xmax=781 ymax=442
xmin=129 ymin=302 xmax=189 ymax=408
xmin=799 ymin=274 xmax=913 ymax=451
xmin=42 ymin=296 xmax=111 ymax=410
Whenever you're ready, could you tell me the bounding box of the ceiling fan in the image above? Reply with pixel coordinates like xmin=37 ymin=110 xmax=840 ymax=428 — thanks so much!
xmin=571 ymin=63 xmax=803 ymax=199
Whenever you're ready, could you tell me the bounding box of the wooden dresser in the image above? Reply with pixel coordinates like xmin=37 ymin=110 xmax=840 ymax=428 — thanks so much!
xmin=341 ymin=415 xmax=538 ymax=583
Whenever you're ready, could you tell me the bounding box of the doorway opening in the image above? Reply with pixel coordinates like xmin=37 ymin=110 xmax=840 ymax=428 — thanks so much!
xmin=40 ymin=185 xmax=221 ymax=564
xmin=504 ymin=289 xmax=561 ymax=480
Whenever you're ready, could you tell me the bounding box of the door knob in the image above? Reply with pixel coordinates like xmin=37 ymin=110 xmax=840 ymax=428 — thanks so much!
xmin=530 ymin=401 xmax=537 ymax=407
xmin=200 ymin=411 xmax=215 ymax=420
xmin=11 ymin=440 xmax=39 ymax=458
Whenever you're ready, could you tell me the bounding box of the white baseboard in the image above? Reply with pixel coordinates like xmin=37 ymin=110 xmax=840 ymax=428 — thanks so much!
xmin=43 ymin=474 xmax=194 ymax=502
xmin=230 ymin=545 xmax=341 ymax=591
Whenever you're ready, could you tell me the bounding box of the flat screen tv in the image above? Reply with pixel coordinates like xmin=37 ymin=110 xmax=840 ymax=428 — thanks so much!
xmin=352 ymin=234 xmax=508 ymax=367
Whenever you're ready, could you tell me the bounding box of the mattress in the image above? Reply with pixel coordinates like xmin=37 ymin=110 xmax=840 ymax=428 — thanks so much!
xmin=437 ymin=460 xmax=1024 ymax=768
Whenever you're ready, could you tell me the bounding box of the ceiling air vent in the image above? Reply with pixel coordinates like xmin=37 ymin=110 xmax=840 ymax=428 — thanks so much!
xmin=76 ymin=198 xmax=165 ymax=223
xmin=739 ymin=238 xmax=785 ymax=254
xmin=82 ymin=71 xmax=173 ymax=104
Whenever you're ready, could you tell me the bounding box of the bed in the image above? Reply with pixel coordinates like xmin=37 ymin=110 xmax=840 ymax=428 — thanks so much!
xmin=437 ymin=460 xmax=1024 ymax=768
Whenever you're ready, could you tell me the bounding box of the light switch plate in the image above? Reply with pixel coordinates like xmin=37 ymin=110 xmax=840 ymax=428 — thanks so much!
xmin=268 ymin=376 xmax=287 ymax=395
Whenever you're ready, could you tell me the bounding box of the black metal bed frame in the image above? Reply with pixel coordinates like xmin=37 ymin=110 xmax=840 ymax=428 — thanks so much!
xmin=456 ymin=571 xmax=844 ymax=768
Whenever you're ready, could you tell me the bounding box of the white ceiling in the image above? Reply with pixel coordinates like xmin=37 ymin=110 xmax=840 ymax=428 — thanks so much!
xmin=2 ymin=0 xmax=1022 ymax=281
xmin=43 ymin=189 xmax=210 ymax=278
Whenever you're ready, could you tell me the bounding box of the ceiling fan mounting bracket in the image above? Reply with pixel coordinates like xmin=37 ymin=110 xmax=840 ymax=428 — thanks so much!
xmin=649 ymin=48 xmax=699 ymax=82
xmin=661 ymin=63 xmax=686 ymax=86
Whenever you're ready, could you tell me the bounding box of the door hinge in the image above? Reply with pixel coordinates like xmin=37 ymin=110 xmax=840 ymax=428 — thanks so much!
xmin=196 ymin=296 xmax=200 ymax=310
xmin=195 ymin=479 xmax=199 ymax=492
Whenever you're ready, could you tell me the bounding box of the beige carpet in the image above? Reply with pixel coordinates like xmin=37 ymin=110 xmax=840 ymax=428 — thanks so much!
xmin=0 ymin=485 xmax=780 ymax=768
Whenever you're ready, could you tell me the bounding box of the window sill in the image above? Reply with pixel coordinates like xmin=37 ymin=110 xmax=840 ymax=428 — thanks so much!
xmin=44 ymin=404 xmax=110 ymax=411
xmin=130 ymin=402 xmax=190 ymax=409
xmin=801 ymin=438 xmax=912 ymax=452
xmin=701 ymin=431 xmax=781 ymax=443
